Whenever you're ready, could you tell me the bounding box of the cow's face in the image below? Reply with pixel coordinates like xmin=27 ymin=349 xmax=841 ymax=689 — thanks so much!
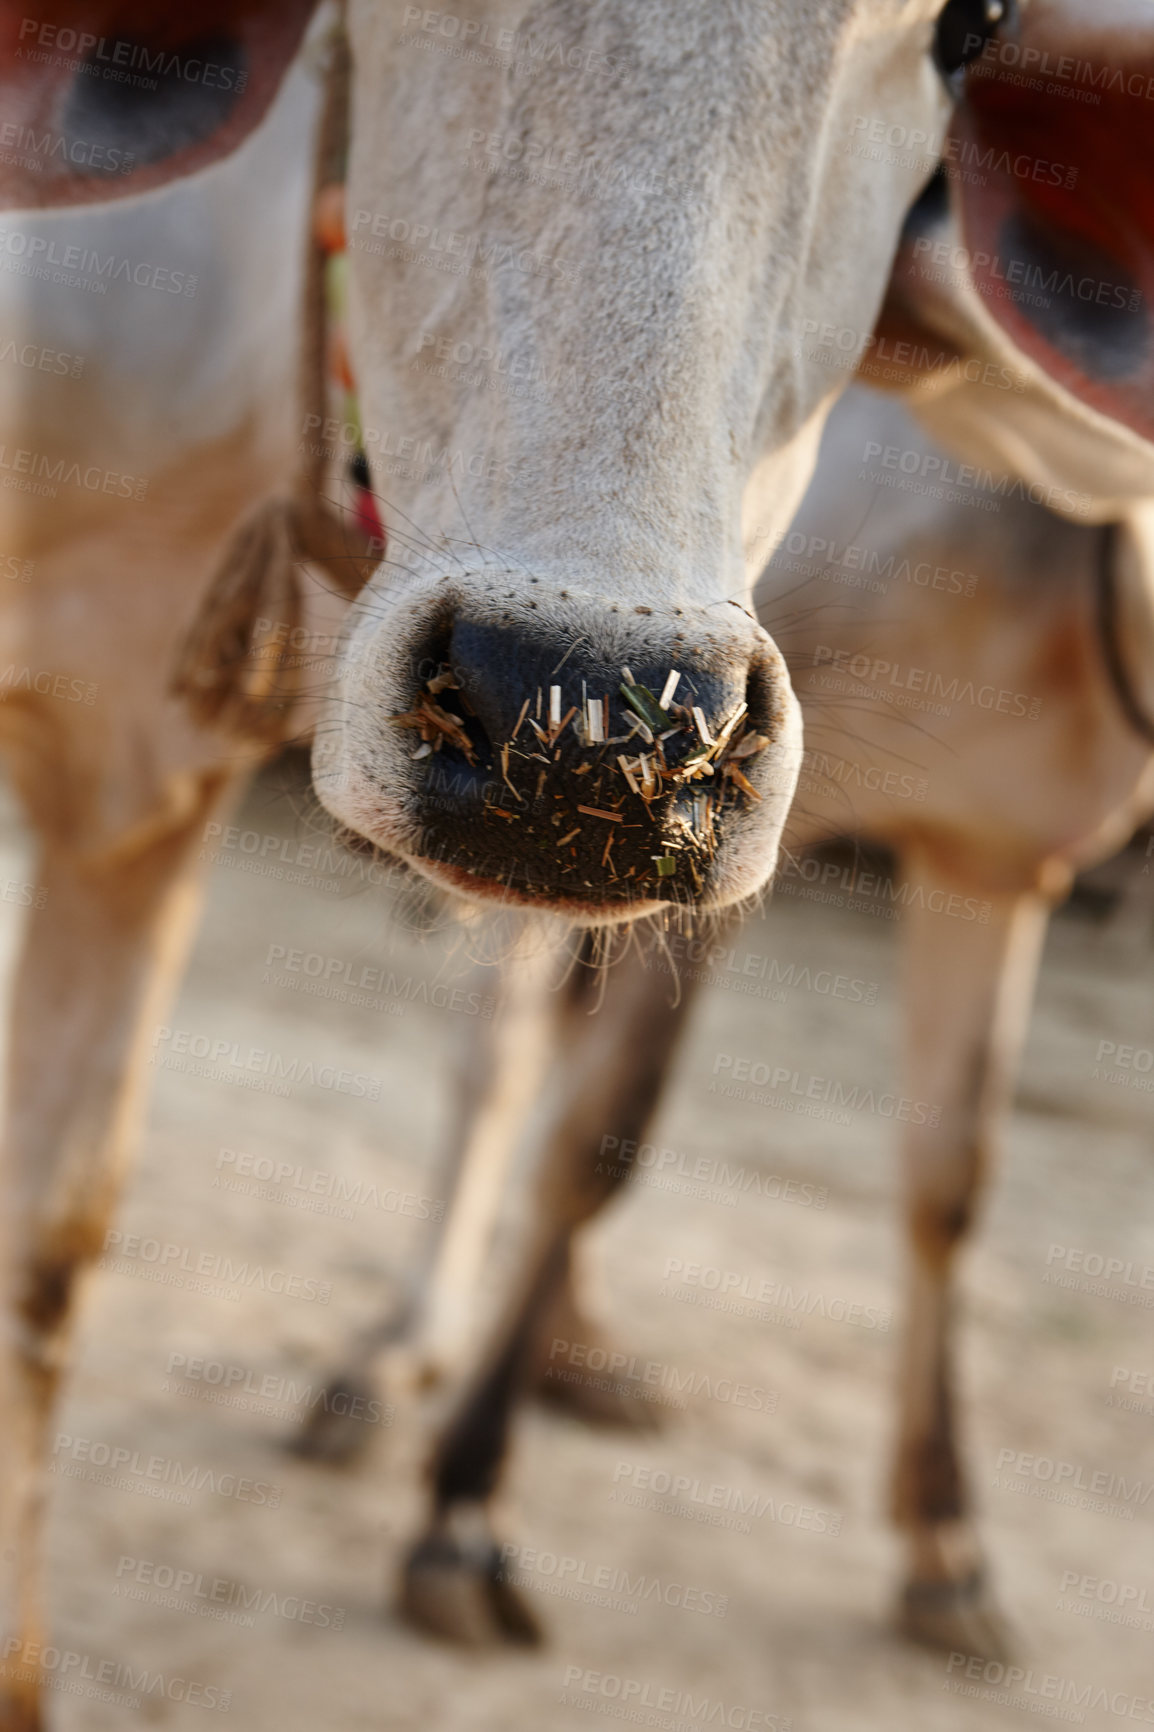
xmin=0 ymin=0 xmax=1004 ymax=922
xmin=313 ymin=0 xmax=992 ymax=921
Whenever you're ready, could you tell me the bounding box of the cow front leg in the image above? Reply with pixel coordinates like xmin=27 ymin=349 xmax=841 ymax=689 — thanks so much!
xmin=293 ymin=937 xmax=560 ymax=1463
xmin=892 ymin=851 xmax=1053 ymax=1661
xmin=525 ymin=942 xmax=686 ymax=1432
xmin=0 ymin=779 xmax=237 ymax=1731
xmin=400 ymin=948 xmax=699 ymax=1646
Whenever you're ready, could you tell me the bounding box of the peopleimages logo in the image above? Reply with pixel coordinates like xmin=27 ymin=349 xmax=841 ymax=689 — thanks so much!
xmin=661 ymin=1258 xmax=891 ymax=1331
xmin=798 ymin=747 xmax=928 ymax=805
xmin=100 ymin=1230 xmax=332 ymax=1305
xmin=0 ymin=227 xmax=197 ymax=296
xmin=596 ymin=1134 xmax=829 ymax=1211
xmin=399 ymin=6 xmax=633 ymax=81
xmin=1057 ymin=1570 xmax=1153 ymax=1616
xmin=558 ymin=1667 xmax=791 ymax=1730
xmin=711 ymin=1053 xmax=940 ymax=1125
xmin=945 ymin=1652 xmax=1154 ymax=1723
xmin=1092 ymin=1040 xmax=1154 ymax=1094
xmin=262 ymin=944 xmax=495 ymax=1021
xmin=653 ymin=931 xmax=880 ymax=1004
xmin=16 ymin=19 xmax=247 ymax=92
xmin=809 ymin=642 xmax=1040 ymax=720
xmin=545 ymin=1338 xmax=777 ymax=1414
xmin=51 ymin=1434 xmax=282 ymax=1509
xmin=611 ymin=1461 xmax=843 ymax=1538
xmin=151 ymin=1025 xmax=381 ymax=1101
xmin=214 ymin=1147 xmax=444 ymax=1225
xmin=1044 ymin=1243 xmax=1154 ymax=1302
xmin=114 ymin=1556 xmax=344 ymax=1630
xmin=992 ymin=1447 xmax=1153 ymax=1522
xmin=164 ymin=1353 xmax=391 ymax=1430
xmin=911 ymin=235 xmax=1142 ymax=311
xmin=1110 ymin=1366 xmax=1154 ymax=1402
xmin=793 ymin=317 xmax=1025 ymax=399
xmin=0 ymin=1639 xmax=229 ymax=1713
xmin=964 ymin=31 xmax=1154 ymax=104
xmin=348 ymin=208 xmax=580 ymax=287
xmin=861 ymin=437 xmax=1089 ymax=518
xmin=847 ymin=114 xmax=1078 ymax=190
xmin=499 ymin=1544 xmax=728 ymax=1619
xmin=0 ymin=665 xmax=96 ymax=705
xmin=0 ymin=119 xmax=133 ymax=175
xmin=0 ymin=443 xmax=147 ymax=502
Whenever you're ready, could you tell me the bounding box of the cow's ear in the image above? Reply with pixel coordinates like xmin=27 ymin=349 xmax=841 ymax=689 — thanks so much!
xmin=949 ymin=6 xmax=1154 ymax=441
xmin=0 ymin=1 xmax=318 ymax=209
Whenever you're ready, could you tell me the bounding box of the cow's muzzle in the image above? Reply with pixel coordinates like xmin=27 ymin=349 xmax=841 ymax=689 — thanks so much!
xmin=313 ymin=578 xmax=801 ymax=920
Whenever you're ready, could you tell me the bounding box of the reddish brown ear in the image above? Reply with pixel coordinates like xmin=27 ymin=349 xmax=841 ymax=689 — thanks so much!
xmin=0 ymin=0 xmax=318 ymax=209
xmin=949 ymin=4 xmax=1154 ymax=439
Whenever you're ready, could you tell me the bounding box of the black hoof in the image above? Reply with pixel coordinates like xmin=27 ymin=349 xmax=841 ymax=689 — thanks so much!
xmin=285 ymin=1373 xmax=384 ymax=1465
xmin=898 ymin=1569 xmax=1013 ymax=1662
xmin=399 ymin=1531 xmax=544 ymax=1648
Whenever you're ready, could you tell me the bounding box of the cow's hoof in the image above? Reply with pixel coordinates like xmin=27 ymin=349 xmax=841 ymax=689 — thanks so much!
xmin=898 ymin=1571 xmax=1012 ymax=1661
xmin=535 ymin=1362 xmax=667 ymax=1431
xmin=286 ymin=1373 xmax=381 ymax=1465
xmin=399 ymin=1532 xmax=543 ymax=1648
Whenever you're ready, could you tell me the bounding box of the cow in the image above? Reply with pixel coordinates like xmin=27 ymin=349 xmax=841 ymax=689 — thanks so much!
xmin=0 ymin=13 xmax=360 ymax=1730
xmin=307 ymin=380 xmax=1154 ymax=1652
xmin=308 ymin=0 xmax=1022 ymax=917
xmin=295 ymin=0 xmax=1154 ymax=1656
xmin=0 ymin=0 xmax=1033 ymax=1723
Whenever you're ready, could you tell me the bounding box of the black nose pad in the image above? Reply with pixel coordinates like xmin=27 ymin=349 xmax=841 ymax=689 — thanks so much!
xmin=393 ymin=615 xmax=780 ymax=903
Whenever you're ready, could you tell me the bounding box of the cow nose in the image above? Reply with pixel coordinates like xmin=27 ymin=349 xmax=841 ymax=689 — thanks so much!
xmin=388 ymin=593 xmax=798 ymax=912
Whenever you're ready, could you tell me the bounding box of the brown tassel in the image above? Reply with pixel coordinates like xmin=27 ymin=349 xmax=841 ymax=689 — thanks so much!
xmin=172 ymin=493 xmax=378 ymax=743
xmin=173 ymin=497 xmax=302 ymax=742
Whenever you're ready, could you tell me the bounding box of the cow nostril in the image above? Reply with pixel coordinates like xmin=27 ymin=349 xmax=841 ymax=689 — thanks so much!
xmin=744 ymin=653 xmax=782 ymax=741
xmin=392 ymin=628 xmax=495 ymax=784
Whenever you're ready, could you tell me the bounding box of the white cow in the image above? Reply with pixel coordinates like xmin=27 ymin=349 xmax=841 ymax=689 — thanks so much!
xmin=0 ymin=0 xmax=1126 ymax=1720
xmin=321 ymin=403 xmax=1154 ymax=1653
xmin=301 ymin=0 xmax=1154 ymax=1655
xmin=308 ymin=381 xmax=1154 ymax=1654
xmin=310 ymin=0 xmax=1003 ymax=916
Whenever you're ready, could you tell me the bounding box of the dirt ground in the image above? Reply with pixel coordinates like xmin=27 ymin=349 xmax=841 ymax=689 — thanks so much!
xmin=6 ymin=760 xmax=1152 ymax=1732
